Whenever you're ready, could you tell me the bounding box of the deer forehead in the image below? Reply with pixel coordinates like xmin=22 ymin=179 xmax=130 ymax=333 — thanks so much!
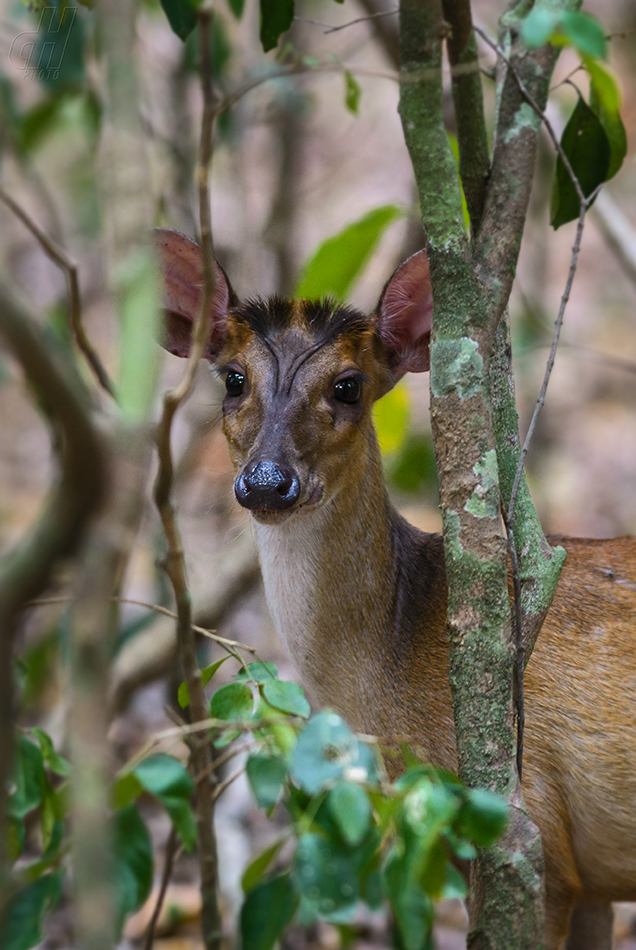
xmin=219 ymin=299 xmax=380 ymax=396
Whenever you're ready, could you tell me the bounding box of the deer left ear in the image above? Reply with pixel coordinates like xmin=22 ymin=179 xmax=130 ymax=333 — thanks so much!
xmin=375 ymin=249 xmax=433 ymax=375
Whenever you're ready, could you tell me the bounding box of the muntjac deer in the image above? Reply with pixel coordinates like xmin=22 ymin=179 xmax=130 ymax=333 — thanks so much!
xmin=154 ymin=227 xmax=636 ymax=950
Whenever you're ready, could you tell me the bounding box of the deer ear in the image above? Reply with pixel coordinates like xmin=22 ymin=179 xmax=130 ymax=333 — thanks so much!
xmin=375 ymin=249 xmax=433 ymax=375
xmin=152 ymin=227 xmax=236 ymax=360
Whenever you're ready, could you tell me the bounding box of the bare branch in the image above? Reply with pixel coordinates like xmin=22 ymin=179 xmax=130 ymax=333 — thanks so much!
xmin=217 ymin=63 xmax=397 ymax=117
xmin=152 ymin=11 xmax=223 ymax=949
xmin=142 ymin=826 xmax=180 ymax=950
xmin=508 ymin=195 xmax=595 ymax=525
xmin=26 ymin=595 xmax=259 ymax=656
xmin=295 ymin=8 xmax=398 ymax=35
xmin=212 ymin=766 xmax=245 ymax=802
xmin=0 ymin=187 xmax=116 ymax=397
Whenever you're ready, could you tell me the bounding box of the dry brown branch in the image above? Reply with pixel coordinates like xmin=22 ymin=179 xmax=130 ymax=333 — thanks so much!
xmin=508 ymin=197 xmax=595 ymax=522
xmin=295 ymin=7 xmax=398 ymax=35
xmin=142 ymin=826 xmax=180 ymax=950
xmin=0 ymin=186 xmax=116 ymax=397
xmin=152 ymin=10 xmax=223 ymax=949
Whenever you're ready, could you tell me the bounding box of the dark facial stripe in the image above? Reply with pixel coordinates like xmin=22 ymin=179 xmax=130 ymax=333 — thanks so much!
xmin=233 ymin=296 xmax=370 ymax=346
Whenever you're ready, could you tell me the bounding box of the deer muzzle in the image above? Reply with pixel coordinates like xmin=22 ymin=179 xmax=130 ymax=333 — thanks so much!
xmin=234 ymin=460 xmax=301 ymax=512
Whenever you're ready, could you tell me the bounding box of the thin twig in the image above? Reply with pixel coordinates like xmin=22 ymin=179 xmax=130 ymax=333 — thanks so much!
xmin=24 ymin=596 xmax=258 ymax=656
xmin=508 ymin=191 xmax=599 ymax=524
xmin=295 ymin=8 xmax=398 ymax=35
xmin=0 ymin=186 xmax=116 ymax=397
xmin=152 ymin=11 xmax=223 ymax=947
xmin=212 ymin=766 xmax=245 ymax=802
xmin=217 ymin=63 xmax=397 ymax=117
xmin=142 ymin=826 xmax=180 ymax=950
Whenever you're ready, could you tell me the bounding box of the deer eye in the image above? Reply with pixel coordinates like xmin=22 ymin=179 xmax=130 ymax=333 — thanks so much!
xmin=225 ymin=371 xmax=245 ymax=397
xmin=334 ymin=376 xmax=362 ymax=404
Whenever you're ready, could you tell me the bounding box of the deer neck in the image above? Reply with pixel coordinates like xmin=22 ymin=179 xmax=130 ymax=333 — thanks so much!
xmin=253 ymin=429 xmax=405 ymax=711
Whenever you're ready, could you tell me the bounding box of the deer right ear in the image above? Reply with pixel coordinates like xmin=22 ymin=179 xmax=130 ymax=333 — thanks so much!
xmin=375 ymin=249 xmax=433 ymax=377
xmin=152 ymin=227 xmax=236 ymax=360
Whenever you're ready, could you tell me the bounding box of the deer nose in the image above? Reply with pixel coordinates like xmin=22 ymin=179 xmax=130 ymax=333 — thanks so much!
xmin=235 ymin=461 xmax=300 ymax=511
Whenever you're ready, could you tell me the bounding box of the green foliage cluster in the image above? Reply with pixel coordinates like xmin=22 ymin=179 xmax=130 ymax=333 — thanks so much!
xmin=2 ymin=659 xmax=508 ymax=950
xmin=521 ymin=8 xmax=627 ymax=228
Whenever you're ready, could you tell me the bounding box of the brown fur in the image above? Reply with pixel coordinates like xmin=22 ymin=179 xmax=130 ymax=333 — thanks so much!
xmin=153 ymin=229 xmax=633 ymax=950
xmin=217 ymin=316 xmax=636 ymax=950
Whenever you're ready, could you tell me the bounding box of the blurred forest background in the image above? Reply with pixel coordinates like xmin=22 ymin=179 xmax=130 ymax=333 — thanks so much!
xmin=2 ymin=0 xmax=636 ymax=947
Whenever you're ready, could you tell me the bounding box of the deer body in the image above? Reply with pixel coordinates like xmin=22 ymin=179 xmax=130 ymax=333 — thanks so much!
xmin=155 ymin=227 xmax=636 ymax=950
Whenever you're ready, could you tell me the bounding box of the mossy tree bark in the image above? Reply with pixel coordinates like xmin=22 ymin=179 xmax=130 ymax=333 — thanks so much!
xmin=398 ymin=0 xmax=578 ymax=945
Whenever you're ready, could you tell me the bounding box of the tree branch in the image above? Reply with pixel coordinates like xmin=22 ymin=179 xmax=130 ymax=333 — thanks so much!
xmin=473 ymin=21 xmax=558 ymax=330
xmin=398 ymin=1 xmax=547 ymax=944
xmin=441 ymin=0 xmax=490 ymax=231
xmin=0 ymin=187 xmax=115 ymax=397
xmin=0 ymin=281 xmax=106 ymax=918
xmin=153 ymin=10 xmax=223 ymax=950
xmin=142 ymin=826 xmax=179 ymax=950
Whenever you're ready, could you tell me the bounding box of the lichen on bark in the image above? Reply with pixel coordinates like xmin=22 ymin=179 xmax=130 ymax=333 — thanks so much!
xmin=397 ymin=0 xmax=577 ymax=945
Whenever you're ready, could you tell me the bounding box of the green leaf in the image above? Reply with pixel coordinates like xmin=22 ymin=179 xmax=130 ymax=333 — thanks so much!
xmin=210 ymin=681 xmax=254 ymax=721
xmin=178 ymin=655 xmax=230 ymax=708
xmin=560 ymin=12 xmax=606 ymax=60
xmin=294 ymin=833 xmax=359 ymax=914
xmin=521 ymin=9 xmax=606 ymax=60
xmin=442 ymin=862 xmax=467 ymax=900
xmin=444 ymin=829 xmax=476 ymax=861
xmin=34 ymin=6 xmax=86 ymax=93
xmin=9 ymin=736 xmax=45 ymax=819
xmin=291 ymin=711 xmax=379 ymax=794
xmin=19 ymin=98 xmax=66 ymax=154
xmin=242 ymin=837 xmax=287 ymax=894
xmin=458 ymin=788 xmax=508 ymax=848
xmin=551 ymin=95 xmax=610 ymax=230
xmin=328 ymin=782 xmax=371 ymax=846
xmin=160 ymin=0 xmax=198 ymax=40
xmin=589 ymin=64 xmax=627 ymax=181
xmin=521 ymin=8 xmax=558 ymax=49
xmin=7 ymin=818 xmax=26 ymax=863
xmin=295 ymin=205 xmax=403 ymax=301
xmin=114 ymin=804 xmax=154 ymax=933
xmin=229 ymin=0 xmax=245 ymax=17
xmin=0 ymin=873 xmax=63 ymax=950
xmin=344 ymin=70 xmax=361 ymax=115
xmin=254 ymin=699 xmax=299 ymax=756
xmin=234 ymin=661 xmax=279 ymax=684
xmin=241 ymin=873 xmax=298 ymax=950
xmin=262 ymin=681 xmax=310 ymax=719
xmin=418 ymin=838 xmax=447 ymax=898
xmin=260 ymin=0 xmax=294 ymax=53
xmin=113 ymin=772 xmax=143 ymax=811
xmin=247 ymin=753 xmax=288 ymax=809
xmin=402 ymin=781 xmax=460 ymax=843
xmin=373 ymin=382 xmax=410 ymax=457
xmin=133 ymin=754 xmax=197 ymax=851
xmin=30 ymin=728 xmax=71 ymax=777
xmin=384 ymin=849 xmax=433 ymax=950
